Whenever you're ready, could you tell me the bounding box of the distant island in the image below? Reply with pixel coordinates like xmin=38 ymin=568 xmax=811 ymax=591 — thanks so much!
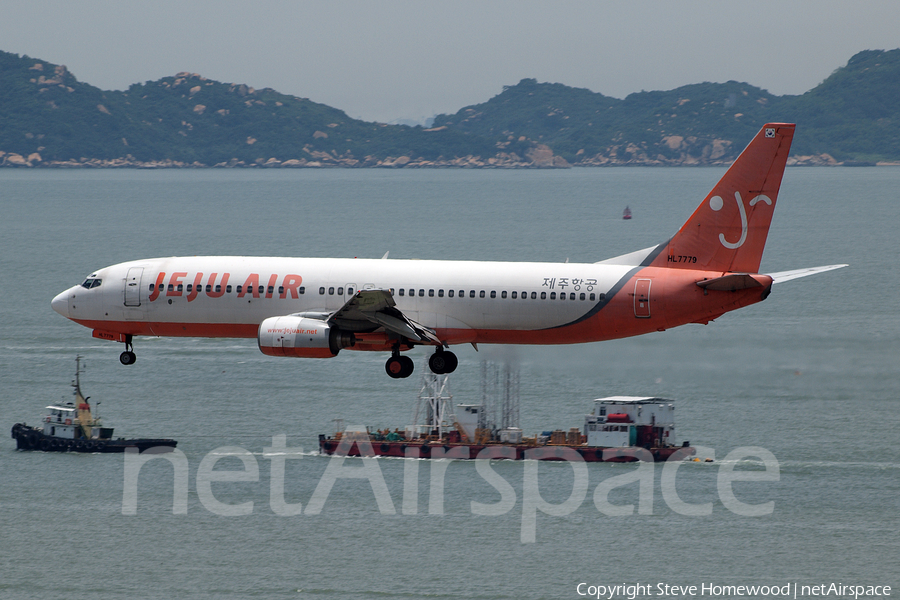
xmin=2 ymin=49 xmax=899 ymax=168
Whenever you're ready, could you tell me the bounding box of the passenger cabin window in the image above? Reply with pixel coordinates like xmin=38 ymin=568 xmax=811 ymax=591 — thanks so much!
xmin=337 ymin=287 xmax=344 ymax=295
xmin=319 ymin=287 xmax=326 ymax=295
xmin=399 ymin=289 xmax=405 ymax=296
xmin=448 ymin=290 xmax=454 ymax=298
xmin=418 ymin=289 xmax=424 ymax=297
xmin=428 ymin=289 xmax=434 ymax=297
xmin=479 ymin=291 xmax=485 ymax=298
xmin=539 ymin=292 xmax=544 ymax=299
xmin=438 ymin=289 xmax=444 ymax=297
xmin=236 ymin=285 xmax=242 ymax=293
xmin=299 ymin=286 xmax=305 ymax=294
xmin=469 ymin=290 xmax=475 ymax=298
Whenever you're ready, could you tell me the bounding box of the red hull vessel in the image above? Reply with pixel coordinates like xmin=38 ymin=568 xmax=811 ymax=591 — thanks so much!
xmin=318 ymin=436 xmax=694 ymax=462
xmin=319 ymin=393 xmax=695 ymax=463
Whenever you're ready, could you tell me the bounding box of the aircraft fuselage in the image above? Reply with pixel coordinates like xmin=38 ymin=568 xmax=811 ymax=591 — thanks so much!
xmin=52 ymin=255 xmax=769 ymax=347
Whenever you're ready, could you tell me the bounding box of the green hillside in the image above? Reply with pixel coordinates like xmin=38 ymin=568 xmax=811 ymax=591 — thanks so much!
xmin=2 ymin=49 xmax=899 ymax=167
xmin=433 ymin=78 xmax=786 ymax=164
xmin=0 ymin=51 xmax=506 ymax=167
xmin=434 ymin=49 xmax=900 ymax=164
xmin=785 ymin=49 xmax=900 ymax=161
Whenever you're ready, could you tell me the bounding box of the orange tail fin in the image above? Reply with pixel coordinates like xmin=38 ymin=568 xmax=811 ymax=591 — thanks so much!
xmin=650 ymin=123 xmax=795 ymax=273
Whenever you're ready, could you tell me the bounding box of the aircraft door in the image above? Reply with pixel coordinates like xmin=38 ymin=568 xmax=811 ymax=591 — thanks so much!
xmin=124 ymin=267 xmax=143 ymax=307
xmin=634 ymin=279 xmax=651 ymax=318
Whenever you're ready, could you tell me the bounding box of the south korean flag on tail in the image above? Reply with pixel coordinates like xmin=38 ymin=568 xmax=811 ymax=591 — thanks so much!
xmin=765 ymin=127 xmax=776 ymax=138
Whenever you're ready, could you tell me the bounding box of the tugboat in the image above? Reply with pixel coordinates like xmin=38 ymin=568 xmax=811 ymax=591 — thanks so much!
xmin=10 ymin=357 xmax=176 ymax=453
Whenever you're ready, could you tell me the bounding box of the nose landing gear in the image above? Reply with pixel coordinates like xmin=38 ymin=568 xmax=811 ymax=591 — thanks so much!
xmin=119 ymin=335 xmax=136 ymax=365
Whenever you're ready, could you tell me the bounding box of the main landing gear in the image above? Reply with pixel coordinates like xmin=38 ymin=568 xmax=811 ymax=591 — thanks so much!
xmin=428 ymin=348 xmax=458 ymax=375
xmin=119 ymin=335 xmax=136 ymax=366
xmin=385 ymin=352 xmax=414 ymax=379
xmin=384 ymin=347 xmax=458 ymax=379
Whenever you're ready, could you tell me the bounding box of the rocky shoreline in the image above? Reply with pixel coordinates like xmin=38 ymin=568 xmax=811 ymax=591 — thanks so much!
xmin=0 ymin=149 xmax=571 ymax=169
xmin=2 ymin=149 xmax=895 ymax=169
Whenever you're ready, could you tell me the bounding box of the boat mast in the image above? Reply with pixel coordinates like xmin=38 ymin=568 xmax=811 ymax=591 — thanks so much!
xmin=72 ymin=355 xmax=96 ymax=438
xmin=72 ymin=355 xmax=88 ymax=405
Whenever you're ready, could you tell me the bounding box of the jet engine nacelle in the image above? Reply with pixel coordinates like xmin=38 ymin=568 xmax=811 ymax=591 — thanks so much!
xmin=258 ymin=316 xmax=355 ymax=358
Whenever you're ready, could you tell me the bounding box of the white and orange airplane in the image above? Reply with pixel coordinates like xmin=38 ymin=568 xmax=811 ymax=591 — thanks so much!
xmin=52 ymin=123 xmax=845 ymax=378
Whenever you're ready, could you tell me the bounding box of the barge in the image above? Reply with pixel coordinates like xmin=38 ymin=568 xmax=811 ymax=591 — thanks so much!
xmin=11 ymin=357 xmax=177 ymax=453
xmin=319 ymin=370 xmax=694 ymax=462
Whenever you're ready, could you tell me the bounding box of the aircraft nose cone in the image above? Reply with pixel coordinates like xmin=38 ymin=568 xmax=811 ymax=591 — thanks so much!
xmin=51 ymin=290 xmax=70 ymax=318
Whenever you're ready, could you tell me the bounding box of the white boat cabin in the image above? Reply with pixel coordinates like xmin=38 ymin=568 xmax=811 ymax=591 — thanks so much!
xmin=584 ymin=396 xmax=676 ymax=448
xmin=42 ymin=403 xmax=79 ymax=439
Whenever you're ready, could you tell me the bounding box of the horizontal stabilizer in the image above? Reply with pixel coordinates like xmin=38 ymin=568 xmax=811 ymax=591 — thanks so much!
xmin=696 ymin=273 xmax=769 ymax=291
xmin=768 ymin=264 xmax=848 ymax=284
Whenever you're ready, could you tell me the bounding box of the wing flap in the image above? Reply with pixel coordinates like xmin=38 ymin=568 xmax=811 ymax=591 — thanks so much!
xmin=327 ymin=288 xmax=441 ymax=344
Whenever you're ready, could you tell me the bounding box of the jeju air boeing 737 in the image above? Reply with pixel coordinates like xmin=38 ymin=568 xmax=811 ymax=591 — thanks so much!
xmin=52 ymin=123 xmax=845 ymax=379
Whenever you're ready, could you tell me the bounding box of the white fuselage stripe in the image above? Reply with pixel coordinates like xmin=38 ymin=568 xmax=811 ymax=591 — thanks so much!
xmin=75 ymin=256 xmax=635 ymax=332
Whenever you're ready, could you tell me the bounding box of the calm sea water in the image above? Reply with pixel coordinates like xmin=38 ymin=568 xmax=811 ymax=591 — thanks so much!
xmin=0 ymin=167 xmax=897 ymax=600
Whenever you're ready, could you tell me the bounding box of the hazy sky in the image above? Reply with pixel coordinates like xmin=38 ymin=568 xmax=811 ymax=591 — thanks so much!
xmin=2 ymin=1 xmax=898 ymax=123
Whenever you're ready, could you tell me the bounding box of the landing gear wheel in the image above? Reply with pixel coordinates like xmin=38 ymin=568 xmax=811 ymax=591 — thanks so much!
xmin=385 ymin=355 xmax=414 ymax=379
xmin=120 ymin=335 xmax=136 ymax=365
xmin=443 ymin=351 xmax=458 ymax=373
xmin=428 ymin=350 xmax=458 ymax=374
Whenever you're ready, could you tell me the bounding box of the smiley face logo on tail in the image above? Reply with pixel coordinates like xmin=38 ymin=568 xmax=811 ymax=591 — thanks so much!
xmin=709 ymin=191 xmax=773 ymax=249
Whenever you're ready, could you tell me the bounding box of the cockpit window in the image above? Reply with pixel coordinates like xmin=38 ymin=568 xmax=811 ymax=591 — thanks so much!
xmin=81 ymin=278 xmax=102 ymax=289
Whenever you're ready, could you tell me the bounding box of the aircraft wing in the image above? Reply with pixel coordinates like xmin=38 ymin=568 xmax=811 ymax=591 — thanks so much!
xmin=767 ymin=264 xmax=848 ymax=284
xmin=327 ymin=289 xmax=442 ymax=344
